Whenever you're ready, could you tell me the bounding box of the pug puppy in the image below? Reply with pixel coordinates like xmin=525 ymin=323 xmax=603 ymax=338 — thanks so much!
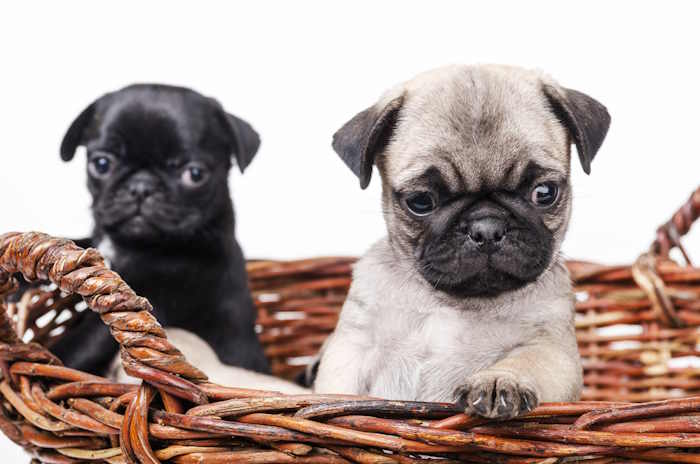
xmin=54 ymin=84 xmax=269 ymax=375
xmin=314 ymin=65 xmax=610 ymax=419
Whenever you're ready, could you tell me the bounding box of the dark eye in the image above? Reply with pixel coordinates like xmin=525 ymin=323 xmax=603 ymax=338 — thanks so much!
xmin=405 ymin=192 xmax=437 ymax=216
xmin=88 ymin=153 xmax=116 ymax=178
xmin=531 ymin=182 xmax=559 ymax=207
xmin=181 ymin=163 xmax=209 ymax=188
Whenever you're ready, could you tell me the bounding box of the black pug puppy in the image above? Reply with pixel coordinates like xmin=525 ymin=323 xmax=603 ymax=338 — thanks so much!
xmin=55 ymin=84 xmax=269 ymax=375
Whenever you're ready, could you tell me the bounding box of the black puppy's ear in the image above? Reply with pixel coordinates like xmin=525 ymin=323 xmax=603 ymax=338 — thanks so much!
xmin=221 ymin=111 xmax=261 ymax=173
xmin=543 ymin=84 xmax=610 ymax=175
xmin=60 ymin=102 xmax=96 ymax=161
xmin=332 ymin=95 xmax=404 ymax=189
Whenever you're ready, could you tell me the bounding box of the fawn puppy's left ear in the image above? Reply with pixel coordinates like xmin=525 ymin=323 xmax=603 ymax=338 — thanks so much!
xmin=332 ymin=94 xmax=405 ymax=189
xmin=543 ymin=84 xmax=611 ymax=174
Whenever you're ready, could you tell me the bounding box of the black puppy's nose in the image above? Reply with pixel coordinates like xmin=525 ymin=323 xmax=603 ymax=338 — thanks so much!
xmin=129 ymin=181 xmax=154 ymax=200
xmin=467 ymin=217 xmax=507 ymax=247
xmin=128 ymin=172 xmax=157 ymax=200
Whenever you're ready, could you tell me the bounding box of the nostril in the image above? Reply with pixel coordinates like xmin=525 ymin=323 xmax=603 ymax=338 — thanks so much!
xmin=129 ymin=182 xmax=154 ymax=199
xmin=468 ymin=231 xmax=485 ymax=245
xmin=466 ymin=218 xmax=507 ymax=246
xmin=493 ymin=229 xmax=505 ymax=243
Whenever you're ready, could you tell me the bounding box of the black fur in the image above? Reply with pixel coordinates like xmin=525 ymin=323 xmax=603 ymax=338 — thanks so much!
xmin=54 ymin=84 xmax=269 ymax=375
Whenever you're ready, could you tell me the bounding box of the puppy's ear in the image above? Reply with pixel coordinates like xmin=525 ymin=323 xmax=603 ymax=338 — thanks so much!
xmin=219 ymin=110 xmax=261 ymax=173
xmin=332 ymin=95 xmax=404 ymax=189
xmin=543 ymin=85 xmax=610 ymax=175
xmin=60 ymin=102 xmax=97 ymax=161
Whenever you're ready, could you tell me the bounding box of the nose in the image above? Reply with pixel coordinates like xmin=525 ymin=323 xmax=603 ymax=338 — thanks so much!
xmin=128 ymin=172 xmax=157 ymax=200
xmin=467 ymin=217 xmax=507 ymax=247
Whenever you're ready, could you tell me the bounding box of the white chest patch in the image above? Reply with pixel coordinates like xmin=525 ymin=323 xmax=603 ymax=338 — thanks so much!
xmin=96 ymin=237 xmax=116 ymax=268
xmin=363 ymin=306 xmax=517 ymax=402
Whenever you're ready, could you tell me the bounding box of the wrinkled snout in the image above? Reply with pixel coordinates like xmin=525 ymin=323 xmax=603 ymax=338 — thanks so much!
xmin=415 ymin=197 xmax=555 ymax=297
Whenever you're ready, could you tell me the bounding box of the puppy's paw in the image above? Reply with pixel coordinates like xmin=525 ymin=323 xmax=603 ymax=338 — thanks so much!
xmin=455 ymin=371 xmax=538 ymax=420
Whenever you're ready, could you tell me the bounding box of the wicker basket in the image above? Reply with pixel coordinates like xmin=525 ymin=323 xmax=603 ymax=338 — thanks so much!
xmin=1 ymin=187 xmax=699 ymax=463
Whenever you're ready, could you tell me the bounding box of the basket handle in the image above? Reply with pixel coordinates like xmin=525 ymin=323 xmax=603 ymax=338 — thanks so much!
xmin=0 ymin=232 xmax=208 ymax=404
xmin=652 ymin=186 xmax=700 ymax=264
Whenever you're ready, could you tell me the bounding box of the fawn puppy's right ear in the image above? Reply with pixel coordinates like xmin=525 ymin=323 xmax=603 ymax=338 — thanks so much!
xmin=60 ymin=101 xmax=98 ymax=161
xmin=332 ymin=94 xmax=404 ymax=189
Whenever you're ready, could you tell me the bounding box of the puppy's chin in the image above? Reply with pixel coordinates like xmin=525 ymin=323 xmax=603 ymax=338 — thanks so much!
xmin=107 ymin=215 xmax=162 ymax=245
xmin=103 ymin=215 xmax=204 ymax=248
xmin=419 ymin=261 xmax=542 ymax=298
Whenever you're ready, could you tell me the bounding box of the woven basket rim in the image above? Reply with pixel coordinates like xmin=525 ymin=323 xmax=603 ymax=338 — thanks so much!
xmin=2 ymin=217 xmax=700 ymax=462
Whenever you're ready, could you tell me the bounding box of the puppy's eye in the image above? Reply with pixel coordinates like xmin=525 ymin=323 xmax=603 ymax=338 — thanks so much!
xmin=181 ymin=163 xmax=209 ymax=188
xmin=88 ymin=154 xmax=116 ymax=178
xmin=531 ymin=182 xmax=559 ymax=207
xmin=405 ymin=192 xmax=437 ymax=216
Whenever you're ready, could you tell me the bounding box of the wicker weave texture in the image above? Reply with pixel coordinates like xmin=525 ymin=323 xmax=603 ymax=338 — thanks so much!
xmin=0 ymin=187 xmax=699 ymax=463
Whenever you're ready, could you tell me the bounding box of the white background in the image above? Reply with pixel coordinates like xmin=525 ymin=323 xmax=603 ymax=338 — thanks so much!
xmin=1 ymin=1 xmax=699 ymax=461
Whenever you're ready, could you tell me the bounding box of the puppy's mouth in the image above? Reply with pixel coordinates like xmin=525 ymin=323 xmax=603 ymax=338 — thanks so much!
xmin=119 ymin=213 xmax=158 ymax=234
xmin=96 ymin=202 xmax=161 ymax=241
xmin=422 ymin=256 xmax=537 ymax=298
xmin=95 ymin=195 xmax=206 ymax=246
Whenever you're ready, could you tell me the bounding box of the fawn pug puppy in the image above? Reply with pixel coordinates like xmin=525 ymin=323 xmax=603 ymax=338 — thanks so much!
xmin=314 ymin=65 xmax=610 ymax=419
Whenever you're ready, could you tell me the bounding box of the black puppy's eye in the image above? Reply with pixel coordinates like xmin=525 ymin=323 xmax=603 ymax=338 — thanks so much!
xmin=531 ymin=182 xmax=559 ymax=207
xmin=181 ymin=163 xmax=209 ymax=188
xmin=405 ymin=192 xmax=437 ymax=216
xmin=88 ymin=153 xmax=116 ymax=178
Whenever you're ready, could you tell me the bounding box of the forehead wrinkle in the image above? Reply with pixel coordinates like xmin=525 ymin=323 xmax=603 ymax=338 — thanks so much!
xmin=389 ymin=152 xmax=462 ymax=192
xmin=435 ymin=150 xmax=463 ymax=190
xmin=384 ymin=64 xmax=572 ymax=195
xmin=460 ymin=111 xmax=567 ymax=191
xmin=389 ymin=154 xmax=431 ymax=189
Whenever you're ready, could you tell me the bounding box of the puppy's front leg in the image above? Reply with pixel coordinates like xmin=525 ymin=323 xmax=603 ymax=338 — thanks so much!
xmin=313 ymin=331 xmax=368 ymax=395
xmin=456 ymin=333 xmax=582 ymax=419
xmin=313 ymin=297 xmax=373 ymax=395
